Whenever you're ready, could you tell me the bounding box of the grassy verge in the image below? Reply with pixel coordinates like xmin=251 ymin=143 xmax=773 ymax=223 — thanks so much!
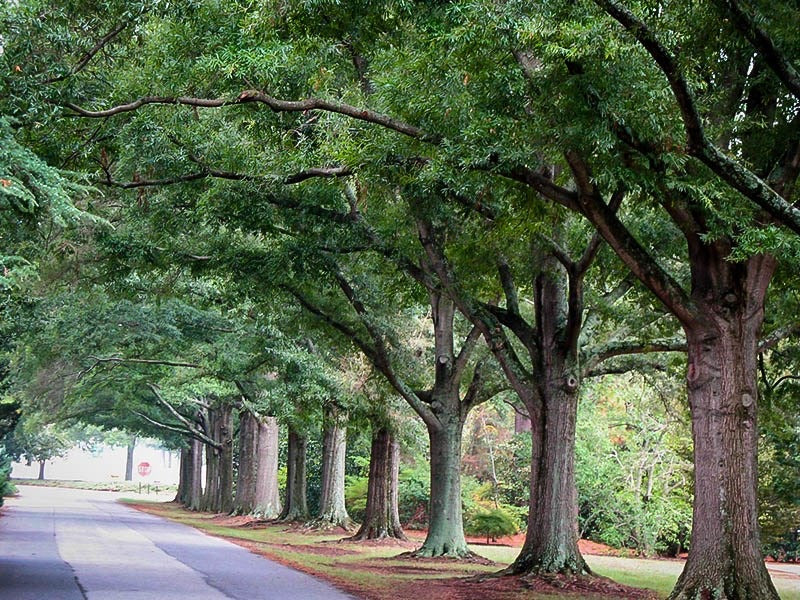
xmin=119 ymin=500 xmax=662 ymax=599
xmin=120 ymin=501 xmax=800 ymax=600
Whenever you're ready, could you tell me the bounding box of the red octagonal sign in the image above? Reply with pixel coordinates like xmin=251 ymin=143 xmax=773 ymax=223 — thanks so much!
xmin=137 ymin=461 xmax=151 ymax=477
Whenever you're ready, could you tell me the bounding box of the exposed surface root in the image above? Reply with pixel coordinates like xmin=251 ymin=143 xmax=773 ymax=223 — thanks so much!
xmin=393 ymin=549 xmax=495 ymax=565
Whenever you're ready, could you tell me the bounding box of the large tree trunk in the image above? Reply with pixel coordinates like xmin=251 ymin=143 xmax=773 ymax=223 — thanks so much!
xmin=216 ymin=405 xmax=234 ymax=514
xmin=670 ymin=254 xmax=778 ymax=599
xmin=279 ymin=427 xmax=309 ymax=521
xmin=188 ymin=437 xmax=203 ymax=510
xmin=509 ymin=383 xmax=587 ymax=575
xmin=233 ymin=410 xmax=258 ymax=514
xmin=416 ymin=415 xmax=470 ymax=557
xmin=312 ymin=408 xmax=354 ymax=530
xmin=37 ymin=460 xmax=45 ymax=480
xmin=124 ymin=437 xmax=136 ymax=481
xmin=176 ymin=446 xmax=190 ymax=504
xmin=252 ymin=416 xmax=281 ymax=518
xmin=200 ymin=405 xmax=234 ymax=513
xmin=483 ymin=250 xmax=588 ymax=576
xmin=349 ymin=426 xmax=407 ymax=541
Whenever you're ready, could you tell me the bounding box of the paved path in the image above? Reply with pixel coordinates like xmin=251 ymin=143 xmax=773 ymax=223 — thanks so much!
xmin=0 ymin=486 xmax=355 ymax=600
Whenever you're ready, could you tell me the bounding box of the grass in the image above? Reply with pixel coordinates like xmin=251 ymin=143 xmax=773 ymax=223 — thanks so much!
xmin=120 ymin=500 xmax=800 ymax=600
xmin=12 ymin=477 xmax=177 ymax=495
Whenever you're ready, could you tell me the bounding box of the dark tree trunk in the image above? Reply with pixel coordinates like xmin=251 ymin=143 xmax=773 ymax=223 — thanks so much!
xmin=217 ymin=405 xmax=234 ymax=514
xmin=188 ymin=437 xmax=203 ymax=510
xmin=510 ymin=383 xmax=586 ymax=575
xmin=669 ymin=253 xmax=778 ymax=600
xmin=201 ymin=434 xmax=219 ymax=512
xmin=200 ymin=405 xmax=234 ymax=513
xmin=466 ymin=249 xmax=590 ymax=576
xmin=176 ymin=446 xmax=190 ymax=504
xmin=233 ymin=410 xmax=258 ymax=514
xmin=349 ymin=426 xmax=407 ymax=541
xmin=388 ymin=431 xmax=403 ymax=536
xmin=124 ymin=437 xmax=136 ymax=481
xmin=253 ymin=416 xmax=281 ymax=518
xmin=279 ymin=427 xmax=309 ymax=521
xmin=37 ymin=460 xmax=45 ymax=480
xmin=313 ymin=407 xmax=353 ymax=530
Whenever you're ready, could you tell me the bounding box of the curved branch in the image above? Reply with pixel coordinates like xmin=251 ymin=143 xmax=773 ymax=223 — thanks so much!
xmin=582 ymin=338 xmax=686 ymax=376
xmin=759 ymin=322 xmax=800 ymax=352
xmin=65 ymin=90 xmax=433 ymax=141
xmin=98 ymin=165 xmax=351 ymax=189
xmin=44 ymin=23 xmax=128 ymax=84
xmin=565 ymin=150 xmax=698 ymax=327
xmin=713 ymin=0 xmax=800 ymax=101
xmin=595 ymin=0 xmax=800 ymax=234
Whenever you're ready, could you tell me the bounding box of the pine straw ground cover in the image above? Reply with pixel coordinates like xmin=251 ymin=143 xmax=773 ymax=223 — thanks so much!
xmin=122 ymin=501 xmax=800 ymax=600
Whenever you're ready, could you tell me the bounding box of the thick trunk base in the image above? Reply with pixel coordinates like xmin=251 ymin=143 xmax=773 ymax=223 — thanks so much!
xmin=413 ymin=423 xmax=471 ymax=559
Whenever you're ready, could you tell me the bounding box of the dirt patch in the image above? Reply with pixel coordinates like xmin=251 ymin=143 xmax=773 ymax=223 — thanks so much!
xmin=384 ymin=573 xmax=659 ymax=600
xmin=338 ymin=536 xmax=418 ymax=549
xmin=405 ymin=528 xmax=635 ymax=557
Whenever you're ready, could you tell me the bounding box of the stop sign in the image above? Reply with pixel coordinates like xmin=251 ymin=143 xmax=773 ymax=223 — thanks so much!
xmin=137 ymin=462 xmax=151 ymax=477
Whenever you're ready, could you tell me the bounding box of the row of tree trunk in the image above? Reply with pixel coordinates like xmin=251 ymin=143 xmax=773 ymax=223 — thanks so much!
xmin=174 ymin=404 xmax=405 ymax=541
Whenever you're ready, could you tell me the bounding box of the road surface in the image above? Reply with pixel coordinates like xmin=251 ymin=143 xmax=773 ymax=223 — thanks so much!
xmin=0 ymin=485 xmax=355 ymax=600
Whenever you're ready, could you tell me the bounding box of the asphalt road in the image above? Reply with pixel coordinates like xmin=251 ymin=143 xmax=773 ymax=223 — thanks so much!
xmin=0 ymin=485 xmax=355 ymax=600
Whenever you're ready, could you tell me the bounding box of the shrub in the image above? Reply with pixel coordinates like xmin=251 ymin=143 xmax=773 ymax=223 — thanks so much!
xmin=466 ymin=507 xmax=519 ymax=543
xmin=344 ymin=475 xmax=368 ymax=522
xmin=0 ymin=449 xmax=14 ymax=506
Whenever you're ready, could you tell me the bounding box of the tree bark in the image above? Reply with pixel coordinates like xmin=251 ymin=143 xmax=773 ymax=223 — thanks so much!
xmin=233 ymin=410 xmax=258 ymax=514
xmin=200 ymin=404 xmax=234 ymax=513
xmin=349 ymin=425 xmax=407 ymax=541
xmin=188 ymin=437 xmax=203 ymax=510
xmin=416 ymin=414 xmax=470 ymax=557
xmin=176 ymin=446 xmax=189 ymax=504
xmin=509 ymin=383 xmax=586 ymax=575
xmin=279 ymin=427 xmax=309 ymax=521
xmin=124 ymin=436 xmax=136 ymax=481
xmin=37 ymin=460 xmax=45 ymax=480
xmin=252 ymin=416 xmax=281 ymax=518
xmin=669 ymin=253 xmax=778 ymax=600
xmin=217 ymin=404 xmax=234 ymax=514
xmin=312 ymin=407 xmax=354 ymax=530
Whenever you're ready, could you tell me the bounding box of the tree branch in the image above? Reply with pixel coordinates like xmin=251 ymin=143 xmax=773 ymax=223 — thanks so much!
xmin=582 ymin=338 xmax=685 ymax=376
xmin=713 ymin=0 xmax=800 ymax=101
xmin=453 ymin=324 xmax=482 ymax=383
xmin=565 ymin=150 xmax=699 ymax=327
xmin=43 ymin=23 xmax=128 ymax=84
xmin=145 ymin=384 xmax=222 ymax=449
xmin=87 ymin=356 xmax=203 ymax=369
xmin=758 ymin=322 xmax=800 ymax=352
xmin=594 ymin=0 xmax=800 ymax=234
xmin=65 ymin=90 xmax=434 ymax=141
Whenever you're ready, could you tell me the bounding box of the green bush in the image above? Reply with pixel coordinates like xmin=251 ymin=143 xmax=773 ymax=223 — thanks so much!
xmin=397 ymin=463 xmax=430 ymax=527
xmin=344 ymin=475 xmax=368 ymax=522
xmin=0 ymin=449 xmax=14 ymax=506
xmin=465 ymin=507 xmax=519 ymax=543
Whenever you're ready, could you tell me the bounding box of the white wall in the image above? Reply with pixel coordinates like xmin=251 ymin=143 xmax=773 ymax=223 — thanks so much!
xmin=11 ymin=441 xmax=180 ymax=484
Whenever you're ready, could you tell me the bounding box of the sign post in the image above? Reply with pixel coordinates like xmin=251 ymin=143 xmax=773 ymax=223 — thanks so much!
xmin=137 ymin=461 xmax=151 ymax=477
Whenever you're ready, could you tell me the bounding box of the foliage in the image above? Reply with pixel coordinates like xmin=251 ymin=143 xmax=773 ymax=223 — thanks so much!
xmin=397 ymin=462 xmax=430 ymax=528
xmin=465 ymin=508 xmax=519 ymax=543
xmin=0 ymin=447 xmax=14 ymax=504
xmin=575 ymin=375 xmax=692 ymax=557
xmin=493 ymin=433 xmax=532 ymax=509
xmin=344 ymin=475 xmax=368 ymax=522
